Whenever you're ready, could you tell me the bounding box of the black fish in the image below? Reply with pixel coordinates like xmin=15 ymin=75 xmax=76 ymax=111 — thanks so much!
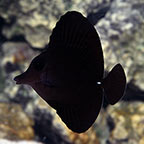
xmin=14 ymin=11 xmax=126 ymax=133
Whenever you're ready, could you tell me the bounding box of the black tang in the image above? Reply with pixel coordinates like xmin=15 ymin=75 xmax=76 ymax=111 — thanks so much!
xmin=14 ymin=11 xmax=126 ymax=133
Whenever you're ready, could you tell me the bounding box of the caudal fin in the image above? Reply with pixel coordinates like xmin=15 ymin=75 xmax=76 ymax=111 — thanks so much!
xmin=102 ymin=64 xmax=126 ymax=105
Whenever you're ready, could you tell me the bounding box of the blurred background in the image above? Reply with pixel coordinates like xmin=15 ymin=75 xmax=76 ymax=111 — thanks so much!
xmin=0 ymin=0 xmax=144 ymax=144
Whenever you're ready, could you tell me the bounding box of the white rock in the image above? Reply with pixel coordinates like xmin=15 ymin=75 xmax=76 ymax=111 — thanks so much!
xmin=0 ymin=139 xmax=43 ymax=144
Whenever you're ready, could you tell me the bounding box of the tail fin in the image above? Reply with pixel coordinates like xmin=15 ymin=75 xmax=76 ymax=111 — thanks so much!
xmin=102 ymin=64 xmax=126 ymax=105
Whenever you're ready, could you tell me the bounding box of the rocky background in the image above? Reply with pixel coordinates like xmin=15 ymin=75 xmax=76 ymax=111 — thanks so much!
xmin=0 ymin=0 xmax=144 ymax=144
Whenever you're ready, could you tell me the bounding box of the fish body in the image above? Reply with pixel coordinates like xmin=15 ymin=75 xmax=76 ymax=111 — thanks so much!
xmin=14 ymin=11 xmax=126 ymax=133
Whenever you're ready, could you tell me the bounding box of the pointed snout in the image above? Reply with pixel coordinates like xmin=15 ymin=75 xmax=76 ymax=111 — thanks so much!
xmin=14 ymin=67 xmax=41 ymax=85
xmin=14 ymin=72 xmax=28 ymax=84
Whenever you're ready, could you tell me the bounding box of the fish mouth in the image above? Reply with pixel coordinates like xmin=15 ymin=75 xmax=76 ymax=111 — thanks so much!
xmin=14 ymin=75 xmax=23 ymax=84
xmin=14 ymin=72 xmax=30 ymax=85
xmin=14 ymin=75 xmax=55 ymax=88
xmin=14 ymin=70 xmax=56 ymax=87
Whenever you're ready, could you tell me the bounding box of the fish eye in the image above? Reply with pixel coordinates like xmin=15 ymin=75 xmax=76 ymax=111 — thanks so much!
xmin=33 ymin=58 xmax=45 ymax=71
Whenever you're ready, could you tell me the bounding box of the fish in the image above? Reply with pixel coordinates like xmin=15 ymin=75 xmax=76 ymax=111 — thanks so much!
xmin=14 ymin=11 xmax=126 ymax=133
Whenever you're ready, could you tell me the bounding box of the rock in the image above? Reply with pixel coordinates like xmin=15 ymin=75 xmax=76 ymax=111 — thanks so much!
xmin=0 ymin=41 xmax=39 ymax=111
xmin=0 ymin=0 xmax=65 ymax=48
xmin=96 ymin=0 xmax=144 ymax=91
xmin=32 ymin=104 xmax=100 ymax=144
xmin=0 ymin=103 xmax=34 ymax=140
xmin=0 ymin=0 xmax=64 ymax=48
xmin=0 ymin=139 xmax=43 ymax=144
xmin=122 ymin=83 xmax=144 ymax=102
xmin=2 ymin=42 xmax=38 ymax=64
xmin=0 ymin=0 xmax=108 ymax=48
xmin=87 ymin=0 xmax=113 ymax=25
xmin=106 ymin=102 xmax=144 ymax=144
xmin=91 ymin=109 xmax=110 ymax=144
xmin=33 ymin=108 xmax=72 ymax=144
xmin=4 ymin=62 xmax=19 ymax=74
xmin=88 ymin=101 xmax=144 ymax=144
xmin=67 ymin=127 xmax=100 ymax=144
